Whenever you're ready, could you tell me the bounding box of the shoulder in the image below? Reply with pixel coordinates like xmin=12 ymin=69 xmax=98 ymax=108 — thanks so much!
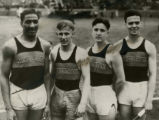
xmin=38 ymin=37 xmax=50 ymax=47
xmin=50 ymin=44 xmax=60 ymax=60
xmin=112 ymin=39 xmax=124 ymax=53
xmin=38 ymin=37 xmax=51 ymax=53
xmin=86 ymin=46 xmax=91 ymax=53
xmin=76 ymin=46 xmax=89 ymax=66
xmin=145 ymin=40 xmax=156 ymax=55
xmin=76 ymin=46 xmax=88 ymax=60
xmin=2 ymin=38 xmax=17 ymax=56
xmin=106 ymin=44 xmax=121 ymax=63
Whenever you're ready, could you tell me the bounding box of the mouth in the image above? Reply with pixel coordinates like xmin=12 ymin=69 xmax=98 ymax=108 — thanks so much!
xmin=96 ymin=36 xmax=102 ymax=39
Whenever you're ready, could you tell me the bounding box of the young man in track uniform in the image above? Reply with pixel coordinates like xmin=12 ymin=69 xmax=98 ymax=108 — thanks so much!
xmin=1 ymin=9 xmax=51 ymax=120
xmin=86 ymin=18 xmax=125 ymax=120
xmin=115 ymin=9 xmax=157 ymax=120
xmin=49 ymin=20 xmax=90 ymax=120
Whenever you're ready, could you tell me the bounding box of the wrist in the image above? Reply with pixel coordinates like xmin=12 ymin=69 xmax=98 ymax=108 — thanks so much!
xmin=5 ymin=107 xmax=13 ymax=111
xmin=79 ymin=102 xmax=86 ymax=107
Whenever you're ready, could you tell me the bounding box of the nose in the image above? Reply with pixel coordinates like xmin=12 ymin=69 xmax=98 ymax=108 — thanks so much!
xmin=96 ymin=30 xmax=101 ymax=35
xmin=132 ymin=23 xmax=137 ymax=27
xmin=30 ymin=22 xmax=36 ymax=27
xmin=61 ymin=34 xmax=67 ymax=39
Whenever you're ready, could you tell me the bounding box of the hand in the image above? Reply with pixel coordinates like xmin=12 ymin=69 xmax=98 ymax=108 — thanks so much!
xmin=7 ymin=109 xmax=17 ymax=120
xmin=75 ymin=103 xmax=86 ymax=118
xmin=144 ymin=100 xmax=153 ymax=111
xmin=42 ymin=105 xmax=51 ymax=120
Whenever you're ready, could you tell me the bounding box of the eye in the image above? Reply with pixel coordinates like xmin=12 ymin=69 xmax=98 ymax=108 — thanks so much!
xmin=64 ymin=32 xmax=70 ymax=36
xmin=135 ymin=22 xmax=140 ymax=25
xmin=58 ymin=32 xmax=63 ymax=36
xmin=128 ymin=22 xmax=133 ymax=25
xmin=94 ymin=28 xmax=98 ymax=32
xmin=100 ymin=29 xmax=106 ymax=32
xmin=128 ymin=21 xmax=140 ymax=25
xmin=25 ymin=20 xmax=31 ymax=24
xmin=33 ymin=20 xmax=38 ymax=24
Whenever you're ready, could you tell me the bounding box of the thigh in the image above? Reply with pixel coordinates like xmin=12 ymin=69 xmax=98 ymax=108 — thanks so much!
xmin=118 ymin=104 xmax=132 ymax=120
xmin=65 ymin=90 xmax=81 ymax=120
xmin=14 ymin=110 xmax=28 ymax=120
xmin=28 ymin=109 xmax=44 ymax=120
xmin=29 ymin=85 xmax=47 ymax=110
xmin=51 ymin=91 xmax=66 ymax=118
xmin=51 ymin=116 xmax=65 ymax=120
xmin=107 ymin=105 xmax=117 ymax=120
xmin=87 ymin=112 xmax=98 ymax=120
xmin=0 ymin=112 xmax=7 ymax=120
xmin=132 ymin=107 xmax=146 ymax=120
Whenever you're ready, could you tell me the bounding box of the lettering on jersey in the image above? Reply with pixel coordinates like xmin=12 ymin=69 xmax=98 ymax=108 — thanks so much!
xmin=90 ymin=56 xmax=112 ymax=74
xmin=13 ymin=51 xmax=45 ymax=68
xmin=122 ymin=52 xmax=148 ymax=67
xmin=55 ymin=63 xmax=81 ymax=80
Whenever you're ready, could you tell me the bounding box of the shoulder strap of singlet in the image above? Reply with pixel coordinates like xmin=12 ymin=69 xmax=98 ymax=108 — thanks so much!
xmin=100 ymin=44 xmax=110 ymax=58
xmin=88 ymin=46 xmax=92 ymax=56
xmin=69 ymin=46 xmax=77 ymax=63
xmin=55 ymin=46 xmax=77 ymax=63
xmin=55 ymin=47 xmax=60 ymax=62
xmin=34 ymin=37 xmax=43 ymax=52
xmin=138 ymin=38 xmax=146 ymax=51
xmin=120 ymin=38 xmax=129 ymax=55
xmin=14 ymin=37 xmax=22 ymax=53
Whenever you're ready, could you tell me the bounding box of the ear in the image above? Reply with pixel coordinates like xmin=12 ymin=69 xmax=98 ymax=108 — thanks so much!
xmin=107 ymin=30 xmax=109 ymax=34
xmin=20 ymin=21 xmax=23 ymax=27
xmin=56 ymin=31 xmax=58 ymax=36
xmin=72 ymin=31 xmax=75 ymax=35
xmin=140 ymin=21 xmax=144 ymax=28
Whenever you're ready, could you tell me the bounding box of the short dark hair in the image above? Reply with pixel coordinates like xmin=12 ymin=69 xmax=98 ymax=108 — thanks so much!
xmin=124 ymin=9 xmax=142 ymax=23
xmin=57 ymin=20 xmax=75 ymax=31
xmin=92 ymin=17 xmax=110 ymax=30
xmin=20 ymin=9 xmax=40 ymax=22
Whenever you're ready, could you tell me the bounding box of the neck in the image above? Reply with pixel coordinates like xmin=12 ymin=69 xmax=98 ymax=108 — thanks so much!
xmin=61 ymin=43 xmax=73 ymax=52
xmin=95 ymin=40 xmax=107 ymax=48
xmin=128 ymin=35 xmax=140 ymax=43
xmin=22 ymin=34 xmax=37 ymax=42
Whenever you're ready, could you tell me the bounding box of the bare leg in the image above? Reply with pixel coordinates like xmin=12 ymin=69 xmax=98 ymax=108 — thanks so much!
xmin=133 ymin=107 xmax=146 ymax=120
xmin=14 ymin=110 xmax=28 ymax=120
xmin=87 ymin=112 xmax=98 ymax=120
xmin=119 ymin=104 xmax=132 ymax=120
xmin=28 ymin=109 xmax=44 ymax=120
xmin=51 ymin=115 xmax=65 ymax=120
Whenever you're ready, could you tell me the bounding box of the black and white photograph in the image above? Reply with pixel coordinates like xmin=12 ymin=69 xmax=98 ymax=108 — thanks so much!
xmin=0 ymin=0 xmax=159 ymax=120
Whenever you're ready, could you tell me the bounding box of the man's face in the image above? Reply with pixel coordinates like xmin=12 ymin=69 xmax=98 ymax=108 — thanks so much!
xmin=21 ymin=13 xmax=39 ymax=38
xmin=92 ymin=23 xmax=108 ymax=42
xmin=56 ymin=27 xmax=73 ymax=46
xmin=126 ymin=16 xmax=142 ymax=36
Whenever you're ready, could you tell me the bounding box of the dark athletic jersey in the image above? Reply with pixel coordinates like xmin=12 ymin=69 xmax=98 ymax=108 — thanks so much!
xmin=10 ymin=37 xmax=45 ymax=89
xmin=54 ymin=46 xmax=81 ymax=91
xmin=120 ymin=38 xmax=148 ymax=82
xmin=88 ymin=44 xmax=113 ymax=86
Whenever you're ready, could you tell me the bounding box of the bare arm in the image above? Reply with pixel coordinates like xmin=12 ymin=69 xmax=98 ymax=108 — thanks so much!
xmin=1 ymin=41 xmax=17 ymax=120
xmin=49 ymin=45 xmax=60 ymax=93
xmin=43 ymin=42 xmax=51 ymax=107
xmin=145 ymin=41 xmax=157 ymax=110
xmin=111 ymin=52 xmax=125 ymax=95
xmin=76 ymin=48 xmax=90 ymax=114
xmin=49 ymin=51 xmax=56 ymax=93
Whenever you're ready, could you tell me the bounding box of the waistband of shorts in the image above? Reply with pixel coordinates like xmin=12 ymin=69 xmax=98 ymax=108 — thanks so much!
xmin=10 ymin=82 xmax=45 ymax=93
xmin=91 ymin=85 xmax=113 ymax=91
xmin=125 ymin=81 xmax=148 ymax=86
xmin=0 ymin=109 xmax=6 ymax=113
xmin=54 ymin=86 xmax=81 ymax=94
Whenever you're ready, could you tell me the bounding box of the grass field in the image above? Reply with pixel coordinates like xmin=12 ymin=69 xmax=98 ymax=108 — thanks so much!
xmin=0 ymin=16 xmax=159 ymax=119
